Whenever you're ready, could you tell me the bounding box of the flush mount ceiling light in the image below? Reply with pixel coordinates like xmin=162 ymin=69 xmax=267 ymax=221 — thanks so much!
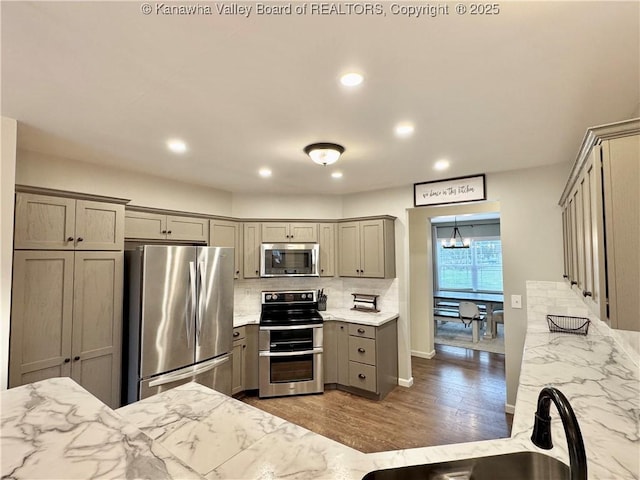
xmin=304 ymin=142 xmax=345 ymax=166
xmin=167 ymin=139 xmax=187 ymax=154
xmin=442 ymin=217 xmax=471 ymax=249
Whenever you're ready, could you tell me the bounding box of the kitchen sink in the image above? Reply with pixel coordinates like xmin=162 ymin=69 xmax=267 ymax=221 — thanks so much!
xmin=362 ymin=451 xmax=570 ymax=480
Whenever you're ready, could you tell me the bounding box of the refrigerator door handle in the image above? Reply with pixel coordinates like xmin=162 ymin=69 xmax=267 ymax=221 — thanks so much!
xmin=148 ymin=354 xmax=231 ymax=388
xmin=196 ymin=261 xmax=205 ymax=345
xmin=188 ymin=261 xmax=197 ymax=348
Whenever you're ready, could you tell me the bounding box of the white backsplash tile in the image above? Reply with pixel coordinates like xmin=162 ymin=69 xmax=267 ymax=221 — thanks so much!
xmin=233 ymin=277 xmax=399 ymax=315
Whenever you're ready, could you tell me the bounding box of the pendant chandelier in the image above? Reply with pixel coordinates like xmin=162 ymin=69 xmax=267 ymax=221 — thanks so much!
xmin=442 ymin=217 xmax=470 ymax=249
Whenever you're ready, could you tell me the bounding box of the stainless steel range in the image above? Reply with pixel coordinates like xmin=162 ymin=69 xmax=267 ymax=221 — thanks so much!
xmin=259 ymin=290 xmax=324 ymax=398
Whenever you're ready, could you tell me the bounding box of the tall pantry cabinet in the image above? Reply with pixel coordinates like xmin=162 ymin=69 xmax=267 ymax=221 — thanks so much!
xmin=9 ymin=189 xmax=127 ymax=407
xmin=560 ymin=119 xmax=639 ymax=331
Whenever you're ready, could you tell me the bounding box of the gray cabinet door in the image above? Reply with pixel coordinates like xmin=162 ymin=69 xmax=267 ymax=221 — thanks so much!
xmin=9 ymin=251 xmax=74 ymax=386
xmin=167 ymin=215 xmax=209 ymax=242
xmin=210 ymin=219 xmax=242 ymax=279
xmin=243 ymin=223 xmax=261 ymax=278
xmin=124 ymin=211 xmax=167 ymax=240
xmin=319 ymin=223 xmax=336 ymax=277
xmin=360 ymin=220 xmax=385 ymax=278
xmin=14 ymin=193 xmax=76 ymax=250
xmin=338 ymin=222 xmax=360 ymax=277
xmin=75 ymin=200 xmax=124 ymax=251
xmin=71 ymin=251 xmax=123 ymax=408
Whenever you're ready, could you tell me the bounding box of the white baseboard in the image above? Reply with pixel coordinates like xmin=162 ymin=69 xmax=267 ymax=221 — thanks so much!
xmin=411 ymin=349 xmax=436 ymax=359
xmin=505 ymin=403 xmax=515 ymax=415
xmin=398 ymin=377 xmax=414 ymax=388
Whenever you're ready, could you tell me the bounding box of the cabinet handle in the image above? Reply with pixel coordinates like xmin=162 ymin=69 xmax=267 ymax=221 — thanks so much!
xmin=76 ymin=237 xmax=84 ymax=243
xmin=66 ymin=236 xmax=74 ymax=242
xmin=562 ymin=274 xmax=569 ymax=279
xmin=236 ymin=270 xmax=240 ymax=275
xmin=167 ymin=230 xmax=172 ymax=234
xmin=583 ymin=291 xmax=593 ymax=297
xmin=161 ymin=230 xmax=167 ymax=234
xmin=73 ymin=356 xmax=80 ymax=361
xmin=357 ymin=328 xmax=365 ymax=334
xmin=358 ymin=373 xmax=366 ymax=379
xmin=357 ymin=347 xmax=365 ymax=353
xmin=63 ymin=358 xmax=71 ymax=363
xmin=570 ymin=280 xmax=578 ymax=286
xmin=233 ymin=331 xmax=240 ymax=337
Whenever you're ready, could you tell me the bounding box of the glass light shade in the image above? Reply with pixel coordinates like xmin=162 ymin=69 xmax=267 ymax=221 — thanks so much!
xmin=304 ymin=143 xmax=345 ymax=166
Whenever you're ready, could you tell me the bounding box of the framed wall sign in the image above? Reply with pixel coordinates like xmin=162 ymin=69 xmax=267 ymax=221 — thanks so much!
xmin=414 ymin=174 xmax=486 ymax=207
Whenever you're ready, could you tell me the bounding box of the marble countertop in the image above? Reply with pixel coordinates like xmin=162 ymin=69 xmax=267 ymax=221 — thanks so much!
xmin=233 ymin=310 xmax=399 ymax=328
xmin=3 ymin=282 xmax=637 ymax=479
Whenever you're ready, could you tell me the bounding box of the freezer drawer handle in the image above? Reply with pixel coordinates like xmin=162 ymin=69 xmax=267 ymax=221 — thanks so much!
xmin=148 ymin=355 xmax=230 ymax=388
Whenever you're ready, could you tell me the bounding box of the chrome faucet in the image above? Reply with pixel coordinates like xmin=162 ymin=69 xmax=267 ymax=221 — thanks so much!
xmin=531 ymin=387 xmax=587 ymax=480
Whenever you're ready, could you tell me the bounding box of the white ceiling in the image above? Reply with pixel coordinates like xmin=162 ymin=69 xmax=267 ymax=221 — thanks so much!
xmin=2 ymin=1 xmax=638 ymax=195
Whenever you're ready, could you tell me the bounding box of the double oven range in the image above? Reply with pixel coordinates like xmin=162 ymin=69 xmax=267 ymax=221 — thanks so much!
xmin=259 ymin=290 xmax=324 ymax=398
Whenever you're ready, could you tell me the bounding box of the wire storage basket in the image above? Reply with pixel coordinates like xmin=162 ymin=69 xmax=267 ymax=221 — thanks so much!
xmin=546 ymin=315 xmax=590 ymax=335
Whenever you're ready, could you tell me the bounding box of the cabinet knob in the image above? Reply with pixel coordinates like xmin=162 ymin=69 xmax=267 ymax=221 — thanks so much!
xmin=583 ymin=291 xmax=593 ymax=297
xmin=161 ymin=230 xmax=167 ymax=234
xmin=255 ymin=270 xmax=259 ymax=275
xmin=66 ymin=236 xmax=74 ymax=242
xmin=358 ymin=373 xmax=366 ymax=379
xmin=340 ymin=326 xmax=344 ymax=330
xmin=357 ymin=347 xmax=365 ymax=353
xmin=76 ymin=237 xmax=84 ymax=242
xmin=570 ymin=280 xmax=578 ymax=286
xmin=167 ymin=230 xmax=172 ymax=234
xmin=64 ymin=358 xmax=71 ymax=363
xmin=73 ymin=356 xmax=80 ymax=361
xmin=236 ymin=270 xmax=240 ymax=275
xmin=233 ymin=331 xmax=240 ymax=337
xmin=562 ymin=274 xmax=569 ymax=279
xmin=357 ymin=328 xmax=365 ymax=334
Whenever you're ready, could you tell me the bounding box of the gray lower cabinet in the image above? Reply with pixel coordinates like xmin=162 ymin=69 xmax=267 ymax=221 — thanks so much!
xmin=231 ymin=325 xmax=259 ymax=395
xmin=9 ymin=250 xmax=123 ymax=408
xmin=324 ymin=319 xmax=398 ymax=400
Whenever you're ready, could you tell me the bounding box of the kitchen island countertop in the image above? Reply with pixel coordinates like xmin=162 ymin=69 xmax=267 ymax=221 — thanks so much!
xmin=2 ymin=281 xmax=638 ymax=479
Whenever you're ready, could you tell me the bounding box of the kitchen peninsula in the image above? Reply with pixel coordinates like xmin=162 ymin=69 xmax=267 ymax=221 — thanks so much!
xmin=2 ymin=282 xmax=638 ymax=479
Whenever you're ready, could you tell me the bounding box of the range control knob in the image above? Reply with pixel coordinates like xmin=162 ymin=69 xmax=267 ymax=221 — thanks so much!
xmin=272 ymin=294 xmax=278 ymax=300
xmin=266 ymin=294 xmax=272 ymax=300
xmin=301 ymin=293 xmax=307 ymax=299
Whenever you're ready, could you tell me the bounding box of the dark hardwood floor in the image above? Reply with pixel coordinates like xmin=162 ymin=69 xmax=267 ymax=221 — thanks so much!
xmin=241 ymin=344 xmax=512 ymax=453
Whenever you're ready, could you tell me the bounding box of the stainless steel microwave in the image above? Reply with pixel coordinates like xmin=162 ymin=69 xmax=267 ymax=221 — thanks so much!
xmin=260 ymin=243 xmax=319 ymax=277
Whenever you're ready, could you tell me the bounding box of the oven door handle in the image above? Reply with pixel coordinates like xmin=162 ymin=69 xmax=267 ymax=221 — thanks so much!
xmin=260 ymin=325 xmax=323 ymax=331
xmin=259 ymin=348 xmax=323 ymax=357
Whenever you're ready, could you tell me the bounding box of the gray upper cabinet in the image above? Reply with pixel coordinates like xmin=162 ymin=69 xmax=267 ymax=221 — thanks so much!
xmin=14 ymin=193 xmax=124 ymax=251
xmin=125 ymin=210 xmax=208 ymax=242
xmin=261 ymin=222 xmax=318 ymax=243
xmin=243 ymin=222 xmax=262 ymax=278
xmin=560 ymin=119 xmax=639 ymax=331
xmin=210 ymin=219 xmax=242 ymax=279
xmin=338 ymin=218 xmax=396 ymax=278
xmin=318 ymin=223 xmax=336 ymax=277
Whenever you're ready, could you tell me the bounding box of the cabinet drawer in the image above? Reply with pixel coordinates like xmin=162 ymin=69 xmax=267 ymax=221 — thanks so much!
xmin=348 ymin=337 xmax=376 ymax=366
xmin=348 ymin=362 xmax=377 ymax=393
xmin=233 ymin=326 xmax=246 ymax=341
xmin=348 ymin=324 xmax=376 ymax=339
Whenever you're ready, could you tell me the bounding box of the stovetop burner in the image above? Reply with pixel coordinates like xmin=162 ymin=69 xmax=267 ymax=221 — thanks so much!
xmin=260 ymin=290 xmax=323 ymax=326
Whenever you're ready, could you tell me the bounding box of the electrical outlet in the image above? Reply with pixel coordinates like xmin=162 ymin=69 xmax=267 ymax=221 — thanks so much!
xmin=511 ymin=294 xmax=522 ymax=309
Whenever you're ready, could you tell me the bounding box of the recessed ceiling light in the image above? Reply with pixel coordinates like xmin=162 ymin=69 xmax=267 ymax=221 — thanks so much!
xmin=259 ymin=168 xmax=272 ymax=178
xmin=331 ymin=171 xmax=343 ymax=179
xmin=340 ymin=72 xmax=363 ymax=87
xmin=167 ymin=139 xmax=187 ymax=154
xmin=394 ymin=122 xmax=415 ymax=138
xmin=434 ymin=159 xmax=450 ymax=171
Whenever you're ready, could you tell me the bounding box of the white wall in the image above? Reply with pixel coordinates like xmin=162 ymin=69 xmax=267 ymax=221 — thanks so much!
xmin=16 ymin=149 xmax=233 ymax=216
xmin=1 ymin=117 xmax=18 ymax=390
xmin=232 ymin=193 xmax=343 ymax=219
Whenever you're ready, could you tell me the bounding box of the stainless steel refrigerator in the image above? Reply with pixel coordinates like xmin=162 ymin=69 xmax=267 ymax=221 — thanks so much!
xmin=124 ymin=245 xmax=233 ymax=404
